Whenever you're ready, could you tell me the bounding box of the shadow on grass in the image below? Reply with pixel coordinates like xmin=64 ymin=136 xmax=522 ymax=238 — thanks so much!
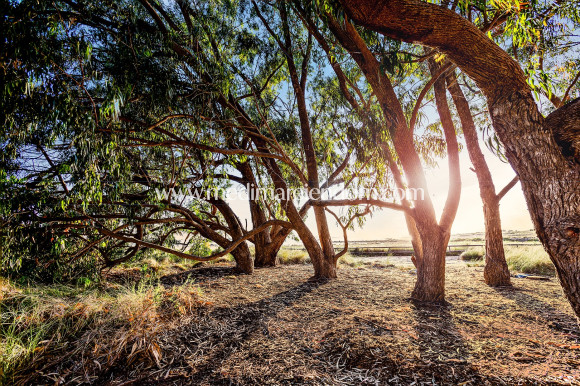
xmin=493 ymin=286 xmax=580 ymax=336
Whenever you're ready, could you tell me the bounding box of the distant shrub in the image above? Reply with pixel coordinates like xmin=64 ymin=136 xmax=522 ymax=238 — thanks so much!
xmin=460 ymin=247 xmax=485 ymax=261
xmin=505 ymin=246 xmax=555 ymax=276
xmin=278 ymin=249 xmax=310 ymax=265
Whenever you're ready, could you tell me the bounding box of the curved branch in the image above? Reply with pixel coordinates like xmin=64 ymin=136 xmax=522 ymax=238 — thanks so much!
xmin=98 ymin=219 xmax=293 ymax=262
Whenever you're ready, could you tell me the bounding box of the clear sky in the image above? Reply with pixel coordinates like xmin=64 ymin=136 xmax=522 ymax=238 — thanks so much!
xmin=228 ymin=136 xmax=535 ymax=241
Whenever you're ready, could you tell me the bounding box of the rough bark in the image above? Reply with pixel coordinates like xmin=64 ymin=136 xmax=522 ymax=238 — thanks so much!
xmin=412 ymin=224 xmax=448 ymax=302
xmin=545 ymin=97 xmax=580 ymax=162
xmin=482 ymin=197 xmax=511 ymax=286
xmin=209 ymin=198 xmax=254 ymax=274
xmin=340 ymin=0 xmax=580 ymax=318
xmin=446 ymin=71 xmax=511 ymax=286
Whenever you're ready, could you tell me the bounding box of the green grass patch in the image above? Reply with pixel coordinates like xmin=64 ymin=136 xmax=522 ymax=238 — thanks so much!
xmin=278 ymin=249 xmax=310 ymax=265
xmin=505 ymin=246 xmax=555 ymax=276
xmin=460 ymin=247 xmax=485 ymax=261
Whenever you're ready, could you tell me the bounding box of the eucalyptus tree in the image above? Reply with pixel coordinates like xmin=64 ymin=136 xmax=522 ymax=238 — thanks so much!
xmin=339 ymin=0 xmax=580 ymax=318
xmin=290 ymin=4 xmax=463 ymax=301
xmin=2 ymin=0 xmax=381 ymax=280
xmin=1 ymin=0 xmax=290 ymax=277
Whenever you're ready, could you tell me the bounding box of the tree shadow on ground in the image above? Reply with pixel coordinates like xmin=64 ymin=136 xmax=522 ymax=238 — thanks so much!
xmin=493 ymin=286 xmax=580 ymax=337
xmin=151 ymin=280 xmax=324 ymax=384
xmin=160 ymin=265 xmax=241 ymax=286
xmin=409 ymin=302 xmax=486 ymax=383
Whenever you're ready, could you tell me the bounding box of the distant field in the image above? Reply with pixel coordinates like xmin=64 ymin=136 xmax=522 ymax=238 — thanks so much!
xmin=283 ymin=230 xmax=541 ymax=256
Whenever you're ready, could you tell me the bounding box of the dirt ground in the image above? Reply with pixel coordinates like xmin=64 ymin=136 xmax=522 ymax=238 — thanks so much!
xmin=24 ymin=261 xmax=580 ymax=385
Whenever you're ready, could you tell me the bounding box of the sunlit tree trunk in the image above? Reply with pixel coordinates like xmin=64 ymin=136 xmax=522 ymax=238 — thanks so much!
xmin=446 ymin=71 xmax=511 ymax=286
xmin=324 ymin=17 xmax=462 ymax=301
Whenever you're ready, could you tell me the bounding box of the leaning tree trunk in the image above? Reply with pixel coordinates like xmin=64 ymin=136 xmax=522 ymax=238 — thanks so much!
xmin=446 ymin=71 xmax=511 ymax=286
xmin=210 ymin=198 xmax=254 ymax=274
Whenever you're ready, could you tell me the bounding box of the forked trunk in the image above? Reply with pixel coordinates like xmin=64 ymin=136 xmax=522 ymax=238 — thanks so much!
xmin=482 ymin=197 xmax=511 ymax=286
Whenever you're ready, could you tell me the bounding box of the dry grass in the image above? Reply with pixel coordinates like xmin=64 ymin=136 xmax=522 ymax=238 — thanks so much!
xmin=337 ymin=253 xmax=363 ymax=268
xmin=278 ymin=249 xmax=310 ymax=265
xmin=458 ymin=246 xmax=555 ymax=276
xmin=0 ymin=277 xmax=206 ymax=384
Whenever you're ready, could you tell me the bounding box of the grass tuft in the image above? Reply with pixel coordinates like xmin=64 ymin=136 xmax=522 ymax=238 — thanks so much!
xmin=505 ymin=246 xmax=555 ymax=276
xmin=278 ymin=249 xmax=310 ymax=265
xmin=460 ymin=247 xmax=485 ymax=261
xmin=337 ymin=253 xmax=363 ymax=268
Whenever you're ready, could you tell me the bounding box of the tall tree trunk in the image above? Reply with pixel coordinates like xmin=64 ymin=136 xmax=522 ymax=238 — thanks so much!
xmin=280 ymin=4 xmax=336 ymax=274
xmin=339 ymin=0 xmax=580 ymax=319
xmin=446 ymin=71 xmax=511 ymax=286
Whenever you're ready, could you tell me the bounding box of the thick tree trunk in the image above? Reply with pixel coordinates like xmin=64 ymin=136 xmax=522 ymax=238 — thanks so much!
xmin=412 ymin=224 xmax=448 ymax=303
xmin=254 ymin=240 xmax=278 ymax=267
xmin=446 ymin=71 xmax=511 ymax=286
xmin=230 ymin=242 xmax=254 ymax=274
xmin=495 ymin=93 xmax=580 ymax=317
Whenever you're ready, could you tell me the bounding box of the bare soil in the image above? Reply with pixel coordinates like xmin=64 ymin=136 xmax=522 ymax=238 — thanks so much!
xmin=23 ymin=262 xmax=580 ymax=385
